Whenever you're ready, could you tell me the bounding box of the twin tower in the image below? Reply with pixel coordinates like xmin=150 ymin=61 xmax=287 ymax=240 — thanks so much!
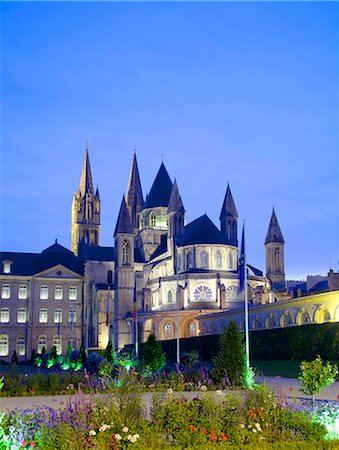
xmin=71 ymin=145 xmax=286 ymax=292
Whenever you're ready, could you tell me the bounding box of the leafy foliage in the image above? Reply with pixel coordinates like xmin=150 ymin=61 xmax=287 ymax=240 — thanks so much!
xmin=298 ymin=356 xmax=338 ymax=399
xmin=143 ymin=334 xmax=166 ymax=373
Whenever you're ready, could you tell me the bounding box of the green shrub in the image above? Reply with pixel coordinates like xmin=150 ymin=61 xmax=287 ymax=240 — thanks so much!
xmin=143 ymin=334 xmax=166 ymax=373
xmin=299 ymin=356 xmax=338 ymax=400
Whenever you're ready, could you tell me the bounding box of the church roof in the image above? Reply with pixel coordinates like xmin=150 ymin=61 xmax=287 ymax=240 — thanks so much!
xmin=150 ymin=239 xmax=168 ymax=260
xmin=144 ymin=162 xmax=173 ymax=209
xmin=265 ymin=208 xmax=284 ymax=244
xmin=114 ymin=195 xmax=134 ymax=235
xmin=219 ymin=183 xmax=238 ymax=220
xmin=79 ymin=144 xmax=94 ymax=197
xmin=0 ymin=251 xmax=40 ymax=276
xmin=126 ymin=151 xmax=144 ymax=226
xmin=79 ymin=243 xmax=114 ymax=261
xmin=168 ymin=179 xmax=185 ymax=213
xmin=180 ymin=214 xmax=227 ymax=246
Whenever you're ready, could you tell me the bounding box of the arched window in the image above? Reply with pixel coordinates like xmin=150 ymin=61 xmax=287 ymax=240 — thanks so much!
xmin=53 ymin=336 xmax=62 ymax=355
xmin=227 ymin=221 xmax=231 ymax=239
xmin=38 ymin=335 xmax=47 ymax=354
xmin=139 ymin=215 xmax=144 ymax=229
xmin=39 ymin=308 xmax=48 ymax=323
xmin=164 ymin=322 xmax=174 ymax=340
xmin=188 ymin=321 xmax=196 ymax=337
xmin=167 ymin=290 xmax=173 ymax=303
xmin=275 ymin=248 xmax=280 ymax=271
xmin=200 ymin=251 xmax=209 ymax=269
xmin=107 ymin=270 xmax=113 ymax=284
xmin=216 ymin=251 xmax=222 ymax=268
xmin=187 ymin=251 xmax=194 ymax=269
xmin=16 ymin=336 xmax=25 ymax=356
xmin=229 ymin=252 xmax=233 ymax=269
xmin=122 ymin=240 xmax=129 ymax=265
xmin=0 ymin=335 xmax=9 ymax=356
xmin=149 ymin=211 xmax=156 ymax=227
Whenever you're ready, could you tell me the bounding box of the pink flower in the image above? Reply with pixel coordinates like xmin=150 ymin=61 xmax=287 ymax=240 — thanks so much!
xmin=22 ymin=442 xmax=27 ymax=448
xmin=30 ymin=443 xmax=36 ymax=448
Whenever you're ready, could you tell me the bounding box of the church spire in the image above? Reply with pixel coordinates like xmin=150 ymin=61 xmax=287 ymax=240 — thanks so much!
xmin=168 ymin=178 xmax=185 ymax=214
xmin=220 ymin=183 xmax=238 ymax=244
xmin=114 ymin=195 xmax=133 ymax=236
xmin=79 ymin=143 xmax=94 ymax=197
xmin=126 ymin=150 xmax=144 ymax=231
xmin=265 ymin=208 xmax=284 ymax=244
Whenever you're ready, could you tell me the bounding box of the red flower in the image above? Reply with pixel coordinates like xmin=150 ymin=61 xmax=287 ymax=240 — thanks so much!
xmin=202 ymin=429 xmax=208 ymax=435
xmin=210 ymin=431 xmax=217 ymax=441
xmin=22 ymin=442 xmax=27 ymax=448
xmin=30 ymin=443 xmax=36 ymax=448
xmin=220 ymin=432 xmax=228 ymax=441
xmin=189 ymin=425 xmax=198 ymax=432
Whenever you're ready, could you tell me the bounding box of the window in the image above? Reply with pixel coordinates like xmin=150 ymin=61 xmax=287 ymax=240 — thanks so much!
xmin=17 ymin=308 xmax=27 ymax=323
xmin=186 ymin=252 xmax=194 ymax=269
xmin=54 ymin=309 xmax=62 ymax=323
xmin=139 ymin=215 xmax=144 ymax=229
xmin=107 ymin=270 xmax=113 ymax=284
xmin=122 ymin=240 xmax=129 ymax=265
xmin=40 ymin=285 xmax=48 ymax=300
xmin=68 ymin=309 xmax=76 ymax=323
xmin=55 ymin=286 xmax=63 ymax=300
xmin=53 ymin=336 xmax=62 ymax=355
xmin=200 ymin=251 xmax=209 ymax=269
xmin=167 ymin=290 xmax=173 ymax=303
xmin=275 ymin=249 xmax=280 ymax=271
xmin=68 ymin=337 xmax=76 ymax=350
xmin=193 ymin=285 xmax=213 ymax=301
xmin=38 ymin=335 xmax=47 ymax=354
xmin=16 ymin=336 xmax=25 ymax=356
xmin=1 ymin=284 xmax=10 ymax=299
xmin=19 ymin=285 xmax=28 ymax=300
xmin=164 ymin=322 xmax=174 ymax=339
xmin=229 ymin=252 xmax=233 ymax=269
xmin=39 ymin=308 xmax=48 ymax=323
xmin=69 ymin=286 xmax=77 ymax=301
xmin=2 ymin=260 xmax=12 ymax=274
xmin=0 ymin=335 xmax=9 ymax=356
xmin=0 ymin=308 xmax=10 ymax=323
xmin=216 ymin=251 xmax=222 ymax=268
xmin=188 ymin=321 xmax=196 ymax=337
xmin=149 ymin=211 xmax=156 ymax=227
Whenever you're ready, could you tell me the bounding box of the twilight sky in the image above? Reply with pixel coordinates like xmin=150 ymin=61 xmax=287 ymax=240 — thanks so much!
xmin=1 ymin=1 xmax=338 ymax=280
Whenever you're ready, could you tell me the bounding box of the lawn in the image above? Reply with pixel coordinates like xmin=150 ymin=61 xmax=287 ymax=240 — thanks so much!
xmin=253 ymin=360 xmax=302 ymax=378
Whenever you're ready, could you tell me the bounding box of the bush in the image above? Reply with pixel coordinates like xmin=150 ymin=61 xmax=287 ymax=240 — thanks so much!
xmin=299 ymin=356 xmax=338 ymax=400
xmin=87 ymin=352 xmax=104 ymax=374
xmin=143 ymin=334 xmax=166 ymax=373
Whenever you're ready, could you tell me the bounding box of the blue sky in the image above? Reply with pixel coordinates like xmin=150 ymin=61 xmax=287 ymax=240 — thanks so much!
xmin=1 ymin=1 xmax=338 ymax=280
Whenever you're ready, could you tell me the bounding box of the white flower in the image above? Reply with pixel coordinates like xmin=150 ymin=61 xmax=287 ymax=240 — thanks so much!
xmin=255 ymin=423 xmax=262 ymax=432
xmin=89 ymin=430 xmax=96 ymax=436
xmin=215 ymin=390 xmax=223 ymax=395
xmin=134 ymin=434 xmax=140 ymax=439
xmin=239 ymin=423 xmax=245 ymax=429
xmin=122 ymin=426 xmax=129 ymax=433
xmin=252 ymin=429 xmax=257 ymax=433
xmin=99 ymin=424 xmax=110 ymax=432
xmin=200 ymin=385 xmax=207 ymax=391
xmin=166 ymin=388 xmax=173 ymax=395
xmin=129 ymin=435 xmax=137 ymax=443
xmin=127 ymin=435 xmax=132 ymax=441
xmin=115 ymin=434 xmax=122 ymax=440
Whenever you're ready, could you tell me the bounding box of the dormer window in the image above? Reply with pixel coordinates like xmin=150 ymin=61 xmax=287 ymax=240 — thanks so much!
xmin=2 ymin=260 xmax=12 ymax=274
xmin=149 ymin=211 xmax=156 ymax=227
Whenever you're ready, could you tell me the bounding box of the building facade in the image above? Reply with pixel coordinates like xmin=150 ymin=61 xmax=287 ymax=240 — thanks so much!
xmin=1 ymin=146 xmax=338 ymax=362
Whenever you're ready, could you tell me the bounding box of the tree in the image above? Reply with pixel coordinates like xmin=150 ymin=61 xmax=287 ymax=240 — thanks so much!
xmin=104 ymin=340 xmax=115 ymax=363
xmin=143 ymin=334 xmax=166 ymax=373
xmin=11 ymin=350 xmax=18 ymax=365
xmin=299 ymin=355 xmax=338 ymax=403
xmin=211 ymin=320 xmax=246 ymax=387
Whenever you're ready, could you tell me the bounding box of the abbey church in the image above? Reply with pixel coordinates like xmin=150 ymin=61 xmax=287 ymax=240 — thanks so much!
xmin=0 ymin=146 xmax=338 ymax=362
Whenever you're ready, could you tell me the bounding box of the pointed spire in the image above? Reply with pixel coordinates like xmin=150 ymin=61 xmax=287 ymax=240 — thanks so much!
xmin=168 ymin=178 xmax=185 ymax=213
xmin=126 ymin=151 xmax=144 ymax=229
xmin=114 ymin=195 xmax=133 ymax=235
xmin=265 ymin=208 xmax=284 ymax=244
xmin=79 ymin=144 xmax=94 ymax=196
xmin=95 ymin=186 xmax=100 ymax=198
xmin=144 ymin=162 xmax=173 ymax=209
xmin=219 ymin=183 xmax=238 ymax=220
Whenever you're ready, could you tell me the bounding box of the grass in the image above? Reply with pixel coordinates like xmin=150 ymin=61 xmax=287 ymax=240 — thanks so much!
xmin=252 ymin=360 xmax=301 ymax=378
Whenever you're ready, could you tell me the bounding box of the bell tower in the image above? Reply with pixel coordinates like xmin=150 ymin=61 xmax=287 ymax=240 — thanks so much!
xmin=71 ymin=143 xmax=101 ymax=255
xmin=265 ymin=208 xmax=285 ymax=292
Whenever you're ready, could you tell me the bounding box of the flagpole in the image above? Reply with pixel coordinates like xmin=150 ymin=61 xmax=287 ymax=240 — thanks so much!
xmin=134 ymin=273 xmax=138 ymax=358
xmin=175 ymin=244 xmax=180 ymax=366
xmin=106 ymin=287 xmax=111 ymax=343
xmin=243 ymin=220 xmax=250 ymax=370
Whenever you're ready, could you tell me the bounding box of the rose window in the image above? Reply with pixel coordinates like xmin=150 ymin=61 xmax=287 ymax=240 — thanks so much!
xmin=194 ymin=285 xmax=212 ymax=301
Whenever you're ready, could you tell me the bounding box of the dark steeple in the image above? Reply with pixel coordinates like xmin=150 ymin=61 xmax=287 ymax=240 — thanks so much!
xmin=114 ymin=195 xmax=133 ymax=235
xmin=219 ymin=183 xmax=238 ymax=220
xmin=265 ymin=208 xmax=284 ymax=244
xmin=79 ymin=143 xmax=94 ymax=197
xmin=219 ymin=183 xmax=238 ymax=245
xmin=168 ymin=179 xmax=185 ymax=213
xmin=126 ymin=150 xmax=144 ymax=230
xmin=144 ymin=162 xmax=173 ymax=209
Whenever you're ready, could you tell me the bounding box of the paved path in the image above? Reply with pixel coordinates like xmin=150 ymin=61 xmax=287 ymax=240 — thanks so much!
xmin=1 ymin=377 xmax=338 ymax=414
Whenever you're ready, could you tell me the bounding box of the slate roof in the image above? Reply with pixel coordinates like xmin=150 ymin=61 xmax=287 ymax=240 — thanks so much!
xmin=180 ymin=214 xmax=227 ymax=246
xmin=1 ymin=242 xmax=84 ymax=276
xmin=114 ymin=195 xmax=134 ymax=235
xmin=168 ymin=179 xmax=185 ymax=213
xmin=79 ymin=243 xmax=114 ymax=262
xmin=247 ymin=264 xmax=263 ymax=277
xmin=219 ymin=184 xmax=238 ymax=219
xmin=308 ymin=280 xmax=328 ymax=293
xmin=144 ymin=163 xmax=173 ymax=209
xmin=265 ymin=208 xmax=284 ymax=244
xmin=150 ymin=239 xmax=168 ymax=260
xmin=134 ymin=247 xmax=145 ymax=263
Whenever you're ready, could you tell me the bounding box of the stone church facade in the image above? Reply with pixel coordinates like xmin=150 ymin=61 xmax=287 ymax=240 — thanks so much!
xmin=0 ymin=146 xmax=338 ymax=362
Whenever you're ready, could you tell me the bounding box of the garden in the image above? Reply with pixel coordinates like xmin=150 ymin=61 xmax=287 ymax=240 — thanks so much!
xmin=0 ymin=321 xmax=338 ymax=449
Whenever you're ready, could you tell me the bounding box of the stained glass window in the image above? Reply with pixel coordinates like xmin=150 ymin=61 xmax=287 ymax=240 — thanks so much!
xmin=193 ymin=285 xmax=212 ymax=301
